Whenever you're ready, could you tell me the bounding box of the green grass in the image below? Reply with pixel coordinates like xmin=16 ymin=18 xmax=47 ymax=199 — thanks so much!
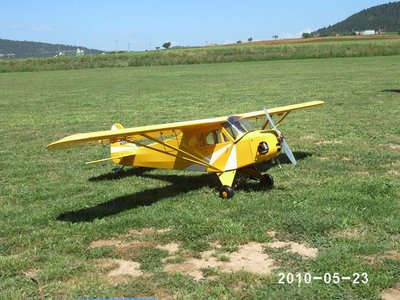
xmin=0 ymin=55 xmax=399 ymax=299
xmin=1 ymin=36 xmax=400 ymax=73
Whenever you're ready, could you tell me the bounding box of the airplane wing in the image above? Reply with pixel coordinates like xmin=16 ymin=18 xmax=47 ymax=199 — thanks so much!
xmin=46 ymin=100 xmax=324 ymax=150
xmin=46 ymin=115 xmax=227 ymax=150
xmin=237 ymin=100 xmax=324 ymax=120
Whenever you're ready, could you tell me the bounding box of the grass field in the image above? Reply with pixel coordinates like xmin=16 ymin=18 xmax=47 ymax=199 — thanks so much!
xmin=1 ymin=55 xmax=399 ymax=299
xmin=1 ymin=36 xmax=400 ymax=73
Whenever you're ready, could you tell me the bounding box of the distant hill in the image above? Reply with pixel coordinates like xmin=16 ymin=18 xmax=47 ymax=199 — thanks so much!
xmin=313 ymin=1 xmax=400 ymax=36
xmin=0 ymin=38 xmax=103 ymax=59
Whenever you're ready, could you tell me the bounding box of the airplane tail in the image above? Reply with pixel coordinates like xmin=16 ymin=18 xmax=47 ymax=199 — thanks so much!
xmin=110 ymin=123 xmax=138 ymax=163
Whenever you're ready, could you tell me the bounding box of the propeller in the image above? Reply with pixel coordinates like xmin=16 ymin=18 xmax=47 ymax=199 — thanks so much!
xmin=263 ymin=108 xmax=297 ymax=165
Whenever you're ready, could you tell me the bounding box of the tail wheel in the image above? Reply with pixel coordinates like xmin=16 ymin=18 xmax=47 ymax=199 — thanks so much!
xmin=219 ymin=185 xmax=234 ymax=199
xmin=261 ymin=173 xmax=274 ymax=187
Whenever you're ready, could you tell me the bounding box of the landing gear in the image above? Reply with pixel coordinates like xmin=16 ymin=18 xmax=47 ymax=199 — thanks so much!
xmin=261 ymin=173 xmax=274 ymax=187
xmin=219 ymin=185 xmax=234 ymax=199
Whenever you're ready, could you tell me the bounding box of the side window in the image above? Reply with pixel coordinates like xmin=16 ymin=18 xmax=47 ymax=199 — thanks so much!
xmin=197 ymin=129 xmax=229 ymax=148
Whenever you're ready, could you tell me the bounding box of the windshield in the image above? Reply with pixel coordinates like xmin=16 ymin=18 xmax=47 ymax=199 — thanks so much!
xmin=223 ymin=116 xmax=254 ymax=139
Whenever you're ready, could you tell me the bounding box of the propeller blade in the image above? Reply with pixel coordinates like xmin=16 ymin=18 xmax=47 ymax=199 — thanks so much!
xmin=263 ymin=108 xmax=281 ymax=136
xmin=263 ymin=108 xmax=297 ymax=165
xmin=281 ymin=139 xmax=297 ymax=165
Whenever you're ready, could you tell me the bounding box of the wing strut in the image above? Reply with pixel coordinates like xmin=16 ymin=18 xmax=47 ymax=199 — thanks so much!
xmin=262 ymin=112 xmax=290 ymax=130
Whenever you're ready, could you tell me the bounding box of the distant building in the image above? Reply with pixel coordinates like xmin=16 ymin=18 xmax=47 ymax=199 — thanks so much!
xmin=54 ymin=51 xmax=65 ymax=57
xmin=356 ymin=30 xmax=375 ymax=35
xmin=76 ymin=48 xmax=84 ymax=56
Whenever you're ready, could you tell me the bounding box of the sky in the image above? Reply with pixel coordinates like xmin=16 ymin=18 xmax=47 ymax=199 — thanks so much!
xmin=0 ymin=0 xmax=394 ymax=51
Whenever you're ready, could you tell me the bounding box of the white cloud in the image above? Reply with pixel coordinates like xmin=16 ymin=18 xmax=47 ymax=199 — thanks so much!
xmin=32 ymin=25 xmax=53 ymax=32
xmin=0 ymin=23 xmax=53 ymax=32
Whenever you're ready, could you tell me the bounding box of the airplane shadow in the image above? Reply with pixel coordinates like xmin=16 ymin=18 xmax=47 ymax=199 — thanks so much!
xmin=57 ymin=151 xmax=311 ymax=223
xmin=382 ymin=89 xmax=400 ymax=94
xmin=57 ymin=173 xmax=214 ymax=223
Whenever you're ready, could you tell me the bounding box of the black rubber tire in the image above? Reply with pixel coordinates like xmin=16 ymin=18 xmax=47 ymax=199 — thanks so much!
xmin=261 ymin=173 xmax=274 ymax=187
xmin=219 ymin=185 xmax=234 ymax=199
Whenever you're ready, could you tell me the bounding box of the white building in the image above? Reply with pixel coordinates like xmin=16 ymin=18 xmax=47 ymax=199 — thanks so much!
xmin=356 ymin=30 xmax=375 ymax=35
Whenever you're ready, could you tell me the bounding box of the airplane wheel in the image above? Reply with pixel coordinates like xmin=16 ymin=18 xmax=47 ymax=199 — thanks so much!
xmin=219 ymin=185 xmax=234 ymax=199
xmin=261 ymin=173 xmax=274 ymax=187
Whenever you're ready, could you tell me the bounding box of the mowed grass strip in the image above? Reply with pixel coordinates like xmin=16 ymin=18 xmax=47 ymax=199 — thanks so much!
xmin=0 ymin=55 xmax=399 ymax=298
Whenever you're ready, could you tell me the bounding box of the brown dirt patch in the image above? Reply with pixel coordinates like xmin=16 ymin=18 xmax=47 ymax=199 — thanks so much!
xmin=362 ymin=251 xmax=400 ymax=268
xmin=388 ymin=144 xmax=400 ymax=151
xmin=317 ymin=156 xmax=332 ymax=161
xmin=23 ymin=269 xmax=40 ymax=284
xmin=267 ymin=241 xmax=318 ymax=258
xmin=386 ymin=170 xmax=399 ymax=176
xmin=88 ymin=239 xmax=122 ymax=249
xmin=316 ymin=140 xmax=342 ymax=146
xmin=156 ymin=242 xmax=180 ymax=254
xmin=385 ymin=160 xmax=400 ymax=167
xmin=93 ymin=258 xmax=143 ymax=283
xmin=266 ymin=230 xmax=277 ymax=238
xmin=165 ymin=242 xmax=277 ymax=280
xmin=114 ymin=240 xmax=155 ymax=259
xmin=381 ymin=286 xmax=400 ymax=300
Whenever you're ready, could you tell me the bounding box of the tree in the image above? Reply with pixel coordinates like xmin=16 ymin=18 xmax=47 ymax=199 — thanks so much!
xmin=236 ymin=40 xmax=242 ymax=44
xmin=272 ymin=35 xmax=278 ymax=40
xmin=155 ymin=46 xmax=160 ymax=50
xmin=248 ymin=37 xmax=253 ymax=42
xmin=302 ymin=32 xmax=312 ymax=38
xmin=162 ymin=41 xmax=171 ymax=49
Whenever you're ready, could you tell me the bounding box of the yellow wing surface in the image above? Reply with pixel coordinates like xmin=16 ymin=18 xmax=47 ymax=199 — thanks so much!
xmin=238 ymin=100 xmax=324 ymax=120
xmin=46 ymin=100 xmax=324 ymax=150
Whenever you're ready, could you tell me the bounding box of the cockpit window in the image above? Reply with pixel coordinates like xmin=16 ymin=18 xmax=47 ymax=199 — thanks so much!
xmin=223 ymin=116 xmax=254 ymax=139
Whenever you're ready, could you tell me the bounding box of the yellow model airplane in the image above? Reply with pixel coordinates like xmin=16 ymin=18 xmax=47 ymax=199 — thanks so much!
xmin=47 ymin=100 xmax=324 ymax=198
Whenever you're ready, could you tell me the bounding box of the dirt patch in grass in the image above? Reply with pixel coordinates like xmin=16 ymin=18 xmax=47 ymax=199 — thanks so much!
xmin=385 ymin=160 xmax=400 ymax=167
xmin=267 ymin=241 xmax=318 ymax=258
xmin=114 ymin=240 xmax=155 ymax=259
xmin=316 ymin=140 xmax=342 ymax=146
xmin=386 ymin=170 xmax=399 ymax=176
xmin=88 ymin=239 xmax=123 ymax=249
xmin=156 ymin=242 xmax=181 ymax=254
xmin=302 ymin=135 xmax=317 ymax=141
xmin=317 ymin=156 xmax=332 ymax=161
xmin=361 ymin=250 xmax=400 ymax=269
xmin=87 ymin=227 xmax=171 ymax=250
xmin=164 ymin=242 xmax=276 ymax=280
xmin=363 ymin=251 xmax=400 ymax=264
xmin=388 ymin=144 xmax=400 ymax=151
xmin=93 ymin=258 xmax=143 ymax=284
xmin=23 ymin=269 xmax=39 ymax=279
xmin=88 ymin=229 xmax=318 ymax=282
xmin=381 ymin=285 xmax=400 ymax=300
xmin=164 ymin=238 xmax=318 ymax=280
